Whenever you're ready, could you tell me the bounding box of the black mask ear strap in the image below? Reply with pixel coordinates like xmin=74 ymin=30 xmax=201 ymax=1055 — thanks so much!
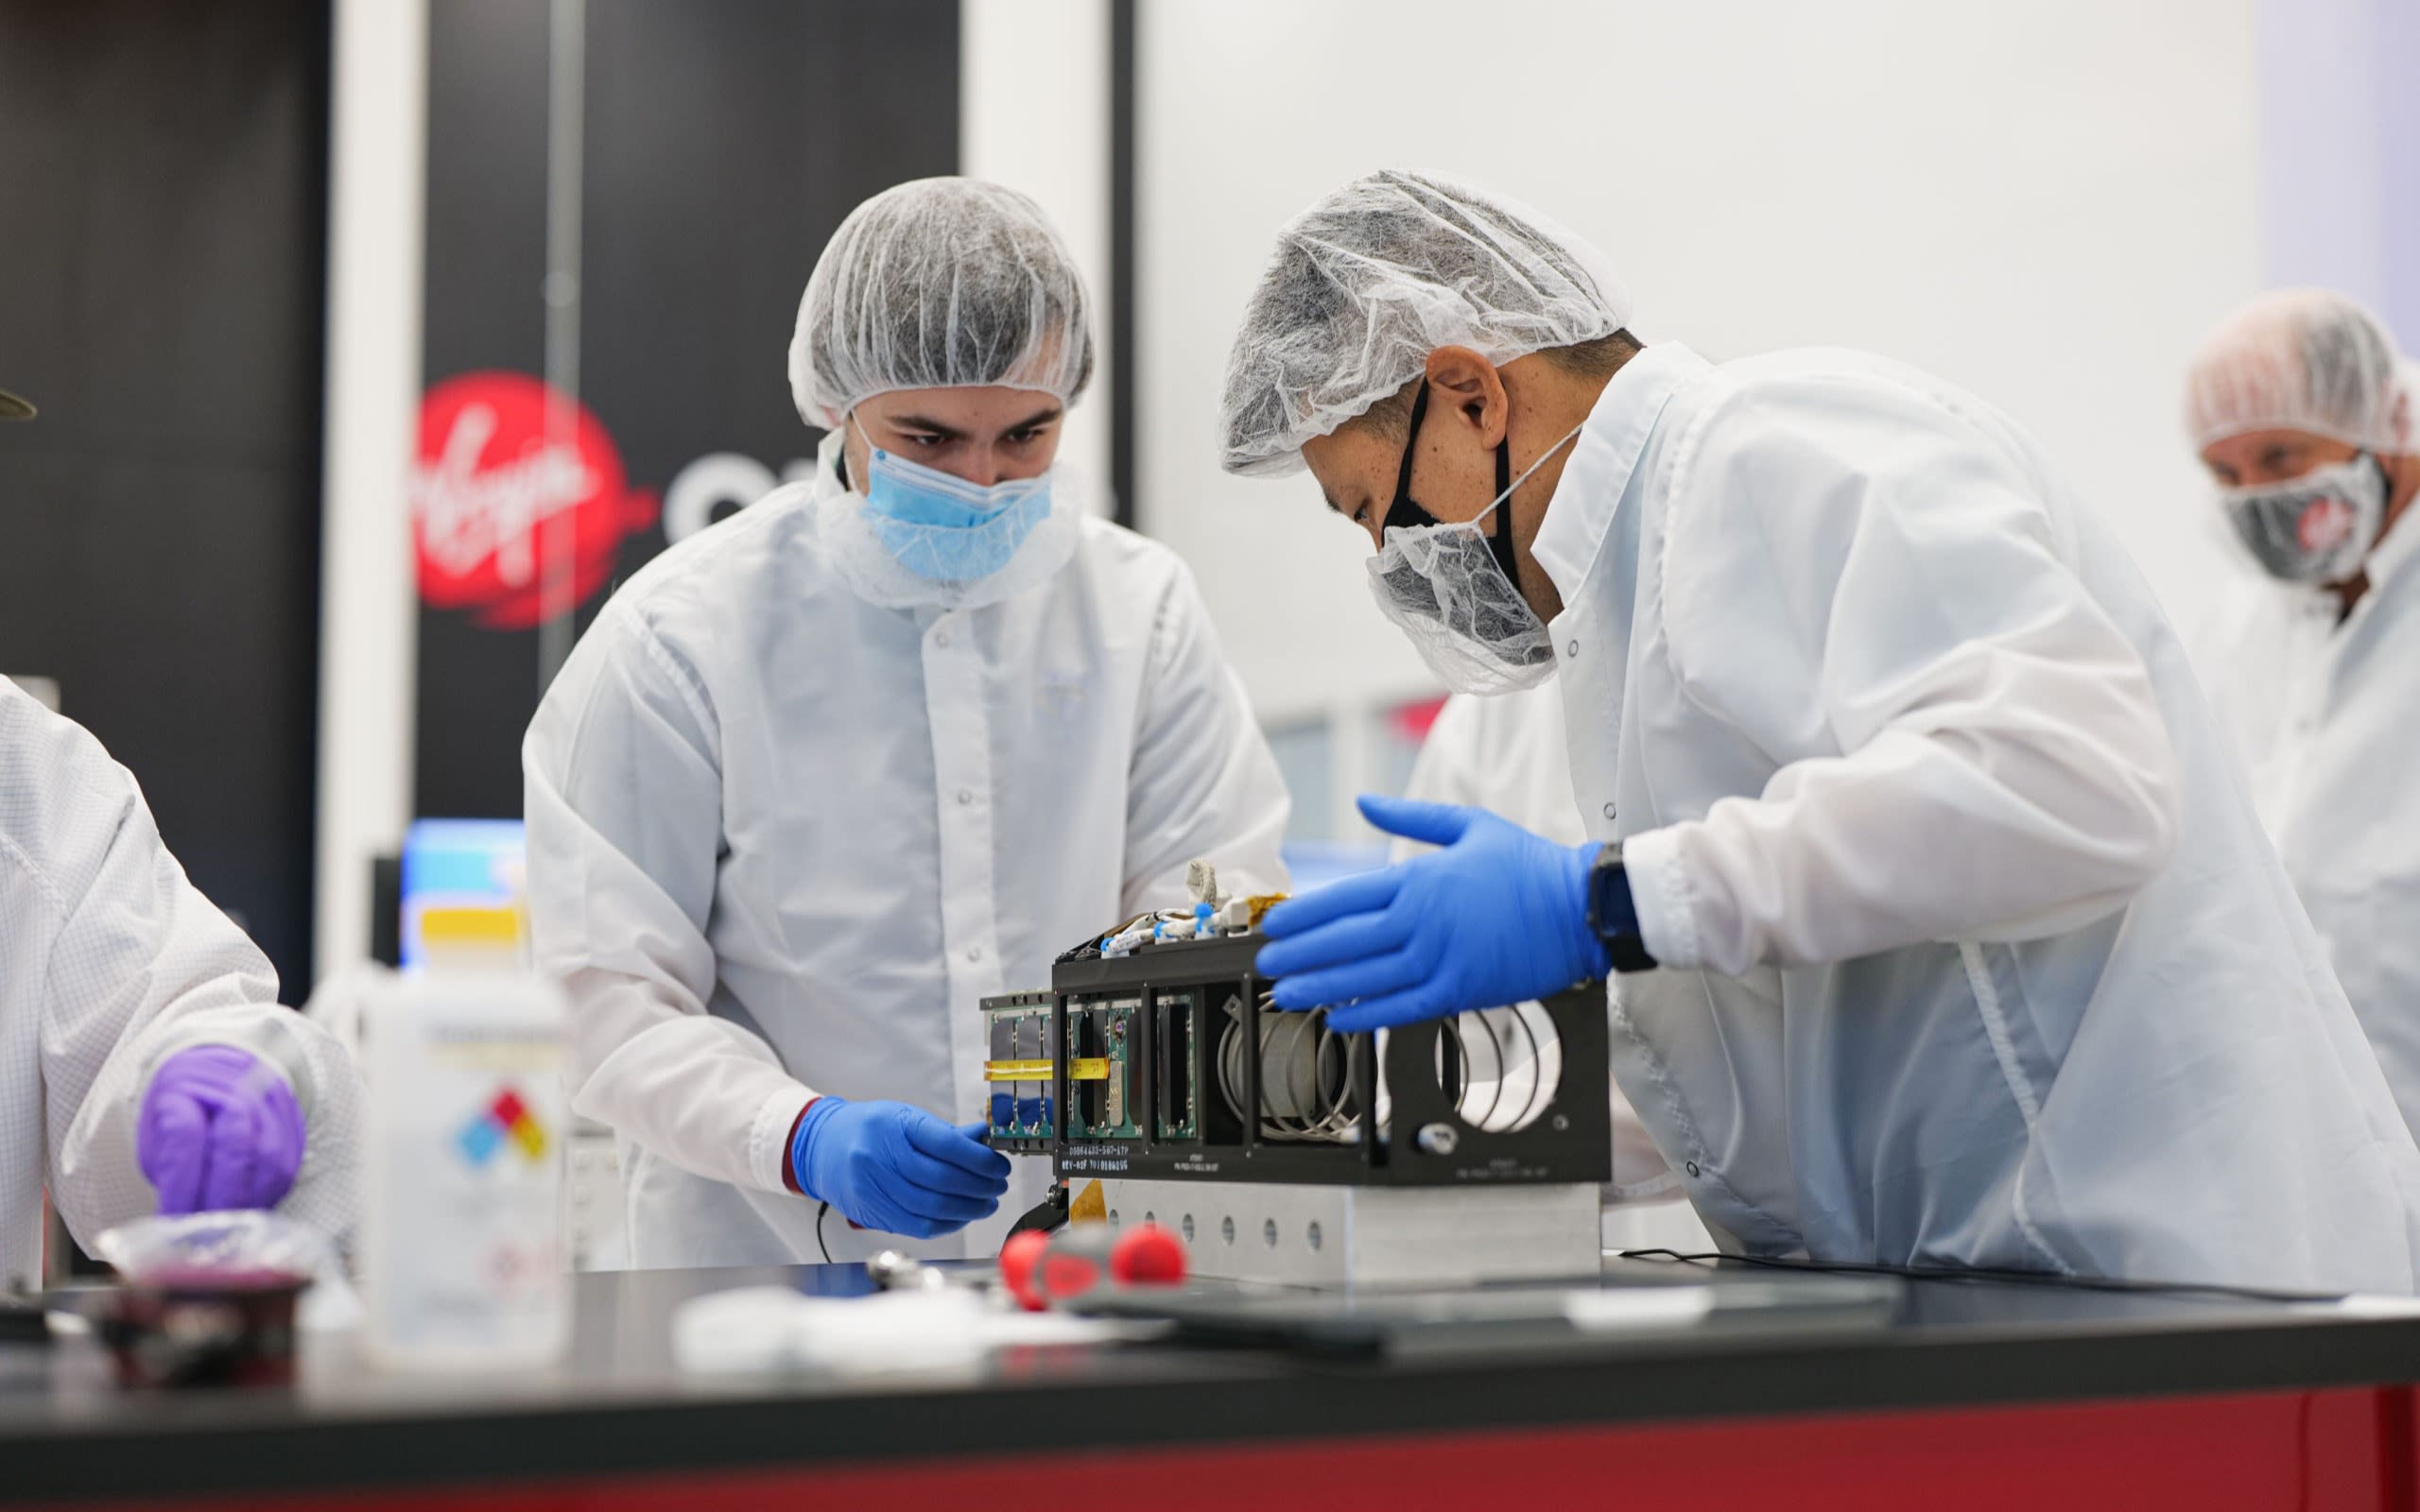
xmin=1384 ymin=379 xmax=1526 ymax=597
xmin=1383 ymin=381 xmax=1435 ymax=533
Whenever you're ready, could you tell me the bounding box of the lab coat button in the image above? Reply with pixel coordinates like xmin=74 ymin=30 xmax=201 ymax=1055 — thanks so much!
xmin=957 ymin=788 xmax=975 ymax=806
xmin=1602 ymin=802 xmax=1616 ymax=819
xmin=966 ymin=946 xmax=984 ymax=963
xmin=1685 ymin=1161 xmax=1701 ymax=1178
xmin=1566 ymin=640 xmax=1580 ymax=658
xmin=934 ymin=628 xmax=952 ymax=647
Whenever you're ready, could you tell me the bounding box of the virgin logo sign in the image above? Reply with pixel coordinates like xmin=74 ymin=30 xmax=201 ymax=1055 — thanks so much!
xmin=413 ymin=372 xmax=660 ymax=629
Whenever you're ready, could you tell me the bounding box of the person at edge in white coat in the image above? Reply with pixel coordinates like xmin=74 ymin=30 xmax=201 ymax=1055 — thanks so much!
xmin=1399 ymin=684 xmax=1714 ymax=1256
xmin=2181 ymin=291 xmax=2420 ymax=1140
xmin=524 ymin=180 xmax=1289 ymax=1269
xmin=1218 ymin=170 xmax=2420 ymax=1294
xmin=0 ymin=387 xmax=361 ymax=1292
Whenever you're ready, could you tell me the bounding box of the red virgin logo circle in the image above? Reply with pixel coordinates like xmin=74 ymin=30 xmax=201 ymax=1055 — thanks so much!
xmin=412 ymin=372 xmax=661 ymax=629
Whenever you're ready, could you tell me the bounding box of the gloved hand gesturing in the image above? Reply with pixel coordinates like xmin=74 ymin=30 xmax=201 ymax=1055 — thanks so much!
xmin=1254 ymin=795 xmax=1614 ymax=1033
xmin=789 ymin=1097 xmax=1011 ymax=1240
xmin=137 ymin=1045 xmax=307 ymax=1215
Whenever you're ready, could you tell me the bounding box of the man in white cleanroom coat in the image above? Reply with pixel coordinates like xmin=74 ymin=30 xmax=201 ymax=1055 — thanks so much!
xmin=0 ymin=384 xmax=361 ymax=1292
xmin=1220 ymin=171 xmax=2420 ymax=1295
xmin=525 ymin=181 xmax=1289 ymax=1268
xmin=2182 ymin=292 xmax=2420 ymax=1140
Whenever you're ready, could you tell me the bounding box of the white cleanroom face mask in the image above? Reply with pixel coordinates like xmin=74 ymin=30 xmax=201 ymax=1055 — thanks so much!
xmin=1363 ymin=413 xmax=1583 ymax=696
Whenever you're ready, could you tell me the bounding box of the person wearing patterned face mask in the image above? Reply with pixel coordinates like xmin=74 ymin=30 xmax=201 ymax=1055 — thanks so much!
xmin=522 ymin=179 xmax=1289 ymax=1268
xmin=2187 ymin=290 xmax=2418 ymax=600
xmin=2185 ymin=289 xmax=2420 ymax=1139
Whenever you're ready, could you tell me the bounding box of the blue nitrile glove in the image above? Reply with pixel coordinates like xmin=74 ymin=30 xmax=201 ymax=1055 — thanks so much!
xmin=1254 ymin=795 xmax=1614 ymax=1033
xmin=788 ymin=1097 xmax=1011 ymax=1240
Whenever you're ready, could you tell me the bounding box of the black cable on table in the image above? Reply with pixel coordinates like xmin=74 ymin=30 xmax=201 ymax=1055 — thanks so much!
xmin=1614 ymin=1247 xmax=2340 ymax=1306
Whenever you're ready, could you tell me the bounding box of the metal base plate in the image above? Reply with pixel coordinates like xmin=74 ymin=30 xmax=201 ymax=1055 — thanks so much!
xmin=1099 ymin=1178 xmax=1601 ymax=1289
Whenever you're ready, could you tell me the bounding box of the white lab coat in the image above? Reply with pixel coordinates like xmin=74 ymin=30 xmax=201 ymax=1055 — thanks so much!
xmin=2190 ymin=507 xmax=2420 ymax=1141
xmin=1527 ymin=341 xmax=2420 ymax=1293
xmin=525 ymin=463 xmax=1290 ymax=1270
xmin=1398 ymin=685 xmax=1716 ymax=1255
xmin=0 ymin=680 xmax=360 ymax=1289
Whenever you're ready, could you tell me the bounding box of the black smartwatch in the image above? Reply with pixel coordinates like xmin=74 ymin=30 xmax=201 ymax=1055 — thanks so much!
xmin=1585 ymin=842 xmax=1658 ymax=974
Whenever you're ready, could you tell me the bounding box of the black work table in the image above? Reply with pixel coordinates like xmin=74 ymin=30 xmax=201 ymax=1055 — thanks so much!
xmin=8 ymin=1259 xmax=2420 ymax=1510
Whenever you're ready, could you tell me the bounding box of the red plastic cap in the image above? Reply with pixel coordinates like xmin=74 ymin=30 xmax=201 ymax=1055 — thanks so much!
xmin=1041 ymin=1251 xmax=1104 ymax=1301
xmin=1109 ymin=1224 xmax=1188 ymax=1286
xmin=999 ymin=1229 xmax=1051 ymax=1312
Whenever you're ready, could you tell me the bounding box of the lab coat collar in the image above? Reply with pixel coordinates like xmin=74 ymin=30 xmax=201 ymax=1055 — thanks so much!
xmin=2364 ymin=489 xmax=2420 ymax=598
xmin=1531 ymin=342 xmax=1710 ymax=607
xmin=2273 ymin=485 xmax=2420 ymax=629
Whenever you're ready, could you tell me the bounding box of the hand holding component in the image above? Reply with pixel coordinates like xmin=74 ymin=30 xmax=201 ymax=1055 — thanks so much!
xmin=789 ymin=1098 xmax=1011 ymax=1240
xmin=136 ymin=1045 xmax=308 ymax=1215
xmin=1254 ymin=795 xmax=1613 ymax=1033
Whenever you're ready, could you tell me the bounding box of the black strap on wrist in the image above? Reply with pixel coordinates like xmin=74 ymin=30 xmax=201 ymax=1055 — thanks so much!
xmin=1589 ymin=843 xmax=1658 ymax=974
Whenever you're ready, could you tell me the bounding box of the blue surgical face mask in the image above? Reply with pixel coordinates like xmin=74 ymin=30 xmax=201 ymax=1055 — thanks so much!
xmin=852 ymin=418 xmax=1055 ymax=582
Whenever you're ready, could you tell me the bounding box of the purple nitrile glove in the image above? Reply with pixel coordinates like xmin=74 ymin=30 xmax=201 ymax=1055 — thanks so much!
xmin=136 ymin=1045 xmax=306 ymax=1215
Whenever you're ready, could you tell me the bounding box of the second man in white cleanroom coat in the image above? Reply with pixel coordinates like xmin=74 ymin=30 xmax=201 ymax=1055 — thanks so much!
xmin=525 ymin=180 xmax=1288 ymax=1268
xmin=2183 ymin=292 xmax=2420 ymax=1140
xmin=1223 ymin=171 xmax=2420 ymax=1294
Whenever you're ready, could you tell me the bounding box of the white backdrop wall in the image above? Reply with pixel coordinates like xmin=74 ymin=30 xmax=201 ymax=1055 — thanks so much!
xmin=307 ymin=1 xmax=2386 ymax=962
xmin=2253 ymin=0 xmax=2420 ymax=346
xmin=1133 ymin=0 xmax=2270 ymax=731
xmin=960 ymin=0 xmax=1113 ymax=501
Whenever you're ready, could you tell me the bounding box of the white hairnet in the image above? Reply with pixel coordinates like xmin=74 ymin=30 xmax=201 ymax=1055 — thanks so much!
xmin=2184 ymin=288 xmax=2412 ymax=454
xmin=787 ymin=178 xmax=1095 ymax=429
xmin=1219 ymin=170 xmax=1634 ymax=477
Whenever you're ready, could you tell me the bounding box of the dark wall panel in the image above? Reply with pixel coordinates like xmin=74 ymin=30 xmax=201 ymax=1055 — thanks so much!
xmin=415 ymin=0 xmax=553 ymax=820
xmin=0 ymin=1 xmax=328 ymax=992
xmin=416 ymin=0 xmax=961 ymax=818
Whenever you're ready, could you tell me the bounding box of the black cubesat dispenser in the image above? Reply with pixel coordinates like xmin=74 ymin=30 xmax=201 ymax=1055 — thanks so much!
xmin=979 ymin=930 xmax=1612 ymax=1188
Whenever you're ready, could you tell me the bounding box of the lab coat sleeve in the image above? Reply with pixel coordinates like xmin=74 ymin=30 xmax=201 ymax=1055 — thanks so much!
xmin=1118 ymin=556 xmax=1292 ymax=911
xmin=32 ymin=712 xmax=362 ymax=1251
xmin=1626 ymin=374 xmax=2181 ymax=975
xmin=524 ymin=607 xmax=810 ymax=1197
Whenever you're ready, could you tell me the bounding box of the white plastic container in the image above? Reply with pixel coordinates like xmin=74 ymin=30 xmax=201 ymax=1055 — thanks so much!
xmin=360 ymin=907 xmax=570 ymax=1371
